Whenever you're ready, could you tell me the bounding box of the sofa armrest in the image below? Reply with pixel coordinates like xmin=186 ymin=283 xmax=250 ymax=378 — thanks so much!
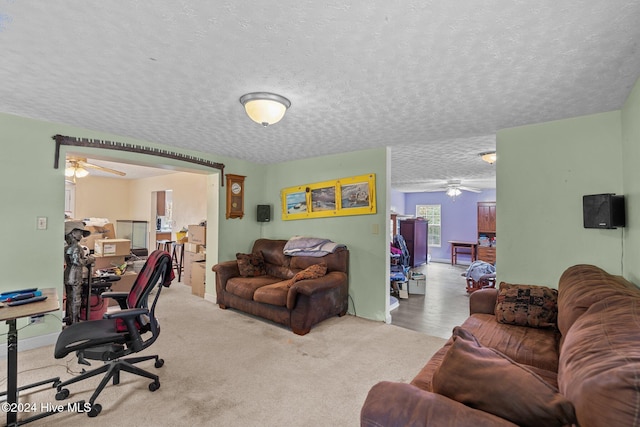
xmin=286 ymin=271 xmax=347 ymax=310
xmin=361 ymin=381 xmax=518 ymax=427
xmin=469 ymin=288 xmax=498 ymax=315
xmin=212 ymin=260 xmax=240 ymax=292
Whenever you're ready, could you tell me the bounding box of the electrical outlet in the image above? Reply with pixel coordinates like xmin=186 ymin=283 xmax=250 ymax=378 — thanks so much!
xmin=29 ymin=315 xmax=45 ymax=324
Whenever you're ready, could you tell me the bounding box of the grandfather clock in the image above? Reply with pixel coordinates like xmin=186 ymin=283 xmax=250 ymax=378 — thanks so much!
xmin=225 ymin=174 xmax=245 ymax=219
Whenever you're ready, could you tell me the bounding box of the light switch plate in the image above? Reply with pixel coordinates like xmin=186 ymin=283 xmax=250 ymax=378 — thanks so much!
xmin=37 ymin=216 xmax=47 ymax=230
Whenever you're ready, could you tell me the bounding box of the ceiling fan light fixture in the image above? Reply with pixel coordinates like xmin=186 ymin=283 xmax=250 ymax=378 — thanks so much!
xmin=74 ymin=166 xmax=89 ymax=178
xmin=480 ymin=151 xmax=497 ymax=164
xmin=64 ymin=166 xmax=76 ymax=177
xmin=240 ymin=92 xmax=291 ymax=127
xmin=446 ymin=187 xmax=461 ymax=197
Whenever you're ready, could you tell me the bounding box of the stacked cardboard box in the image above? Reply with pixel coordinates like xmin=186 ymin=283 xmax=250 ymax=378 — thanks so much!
xmin=184 ymin=225 xmax=206 ymax=296
xmin=191 ymin=262 xmax=206 ymax=297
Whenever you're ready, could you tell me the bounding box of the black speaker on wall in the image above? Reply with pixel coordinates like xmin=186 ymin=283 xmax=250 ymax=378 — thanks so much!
xmin=583 ymin=194 xmax=625 ymax=229
xmin=257 ymin=204 xmax=271 ymax=222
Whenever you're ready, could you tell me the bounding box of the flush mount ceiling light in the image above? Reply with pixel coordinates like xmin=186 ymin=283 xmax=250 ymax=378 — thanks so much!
xmin=480 ymin=151 xmax=497 ymax=164
xmin=239 ymin=92 xmax=291 ymax=127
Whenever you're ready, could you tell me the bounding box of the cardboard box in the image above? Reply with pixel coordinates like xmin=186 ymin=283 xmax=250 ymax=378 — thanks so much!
xmin=80 ymin=232 xmax=104 ymax=251
xmin=191 ymin=261 xmax=206 ymax=298
xmin=95 ymin=239 xmax=131 ymax=256
xmin=184 ymin=242 xmax=202 ymax=253
xmin=93 ymin=255 xmax=126 ymax=271
xmin=183 ymin=251 xmax=206 ymax=285
xmin=102 ymin=223 xmax=116 ymax=239
xmin=408 ymin=278 xmax=426 ymax=295
xmin=188 ymin=225 xmax=206 ymax=245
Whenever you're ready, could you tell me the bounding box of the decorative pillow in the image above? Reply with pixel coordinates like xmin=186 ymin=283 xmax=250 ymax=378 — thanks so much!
xmin=495 ymin=282 xmax=558 ymax=328
xmin=235 ymin=252 xmax=266 ymax=277
xmin=291 ymin=263 xmax=327 ymax=283
xmin=432 ymin=328 xmax=575 ymax=427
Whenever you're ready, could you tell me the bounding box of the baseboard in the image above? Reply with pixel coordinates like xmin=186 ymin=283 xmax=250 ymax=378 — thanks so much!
xmin=0 ymin=332 xmax=60 ymax=360
xmin=204 ymin=292 xmax=216 ymax=304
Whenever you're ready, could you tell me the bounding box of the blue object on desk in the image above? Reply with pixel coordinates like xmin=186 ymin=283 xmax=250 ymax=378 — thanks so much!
xmin=0 ymin=288 xmax=37 ymax=297
xmin=1 ymin=290 xmax=43 ymax=302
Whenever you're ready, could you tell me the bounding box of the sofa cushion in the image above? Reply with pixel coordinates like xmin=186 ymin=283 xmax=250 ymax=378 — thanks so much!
xmin=252 ymin=239 xmax=290 ymax=267
xmin=253 ymin=280 xmax=292 ymax=307
xmin=461 ymin=313 xmax=560 ymax=372
xmin=362 ymin=381 xmax=519 ymax=427
xmin=558 ymin=294 xmax=640 ymax=427
xmin=557 ymin=264 xmax=640 ymax=336
xmin=432 ymin=328 xmax=576 ymax=427
xmin=495 ymin=282 xmax=558 ymax=328
xmin=226 ymin=275 xmax=281 ymax=300
xmin=236 ymin=252 xmax=266 ymax=277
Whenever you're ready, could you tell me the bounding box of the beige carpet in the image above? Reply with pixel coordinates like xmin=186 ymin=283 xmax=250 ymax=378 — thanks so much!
xmin=1 ymin=283 xmax=447 ymax=426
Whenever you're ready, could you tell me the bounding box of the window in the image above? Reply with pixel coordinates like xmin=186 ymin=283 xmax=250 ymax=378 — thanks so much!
xmin=416 ymin=204 xmax=441 ymax=247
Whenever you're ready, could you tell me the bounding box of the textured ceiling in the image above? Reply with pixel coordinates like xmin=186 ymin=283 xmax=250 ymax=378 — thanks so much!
xmin=2 ymin=1 xmax=640 ymax=191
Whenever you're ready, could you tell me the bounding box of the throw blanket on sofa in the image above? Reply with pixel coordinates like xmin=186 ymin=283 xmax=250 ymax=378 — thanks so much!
xmin=283 ymin=236 xmax=346 ymax=257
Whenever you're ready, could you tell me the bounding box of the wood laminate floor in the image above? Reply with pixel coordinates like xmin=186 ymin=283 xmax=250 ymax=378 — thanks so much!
xmin=390 ymin=261 xmax=471 ymax=339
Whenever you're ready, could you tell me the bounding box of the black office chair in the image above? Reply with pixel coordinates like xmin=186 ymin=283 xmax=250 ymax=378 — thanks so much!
xmin=54 ymin=250 xmax=174 ymax=417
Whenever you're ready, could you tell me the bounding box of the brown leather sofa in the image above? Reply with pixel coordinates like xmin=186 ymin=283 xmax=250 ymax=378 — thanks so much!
xmin=212 ymin=238 xmax=349 ymax=335
xmin=361 ymin=264 xmax=640 ymax=427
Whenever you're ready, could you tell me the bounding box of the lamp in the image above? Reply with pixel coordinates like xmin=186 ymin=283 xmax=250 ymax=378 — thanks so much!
xmin=480 ymin=151 xmax=497 ymax=164
xmin=239 ymin=92 xmax=291 ymax=127
xmin=446 ymin=187 xmax=461 ymax=198
xmin=65 ymin=165 xmax=89 ymax=178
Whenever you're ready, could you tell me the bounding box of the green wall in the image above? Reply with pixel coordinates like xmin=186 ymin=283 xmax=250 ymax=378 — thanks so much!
xmin=622 ymin=76 xmax=640 ymax=284
xmin=263 ymin=148 xmax=389 ymax=321
xmin=497 ymin=112 xmax=625 ymax=287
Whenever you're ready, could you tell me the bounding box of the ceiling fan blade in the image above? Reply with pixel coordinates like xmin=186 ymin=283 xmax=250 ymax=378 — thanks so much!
xmin=78 ymin=161 xmax=126 ymax=176
xmin=459 ymin=186 xmax=481 ymax=193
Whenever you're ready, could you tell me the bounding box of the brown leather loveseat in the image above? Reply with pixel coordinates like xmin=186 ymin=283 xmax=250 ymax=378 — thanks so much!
xmin=361 ymin=264 xmax=640 ymax=427
xmin=212 ymin=238 xmax=349 ymax=335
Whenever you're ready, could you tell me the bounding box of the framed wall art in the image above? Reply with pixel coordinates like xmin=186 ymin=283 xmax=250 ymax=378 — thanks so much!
xmin=281 ymin=173 xmax=376 ymax=220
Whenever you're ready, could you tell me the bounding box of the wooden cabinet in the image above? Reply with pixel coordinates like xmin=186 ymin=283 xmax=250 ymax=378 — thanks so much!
xmin=478 ymin=202 xmax=496 ymax=233
xmin=477 ymin=246 xmax=496 ymax=264
xmin=400 ymin=218 xmax=428 ymax=267
xmin=477 ymin=202 xmax=496 ymax=264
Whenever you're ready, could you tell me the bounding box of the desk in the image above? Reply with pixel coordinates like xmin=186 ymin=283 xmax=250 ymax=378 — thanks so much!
xmin=1 ymin=288 xmax=59 ymax=426
xmin=449 ymin=241 xmax=478 ymax=265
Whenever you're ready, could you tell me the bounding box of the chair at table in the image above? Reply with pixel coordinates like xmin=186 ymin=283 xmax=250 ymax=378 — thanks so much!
xmin=53 ymin=250 xmax=174 ymax=418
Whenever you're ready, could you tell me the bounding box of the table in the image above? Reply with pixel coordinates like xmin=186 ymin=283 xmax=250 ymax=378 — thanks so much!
xmin=449 ymin=241 xmax=478 ymax=265
xmin=0 ymin=288 xmax=60 ymax=426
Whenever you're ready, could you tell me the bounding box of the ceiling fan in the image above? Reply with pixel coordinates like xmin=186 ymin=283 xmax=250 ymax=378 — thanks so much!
xmin=424 ymin=179 xmax=482 ymax=200
xmin=65 ymin=157 xmax=126 ymax=182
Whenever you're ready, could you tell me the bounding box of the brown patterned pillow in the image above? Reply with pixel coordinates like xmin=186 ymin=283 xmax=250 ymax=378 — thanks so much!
xmin=495 ymin=282 xmax=558 ymax=328
xmin=432 ymin=327 xmax=575 ymax=427
xmin=291 ymin=263 xmax=327 ymax=283
xmin=236 ymin=252 xmax=266 ymax=277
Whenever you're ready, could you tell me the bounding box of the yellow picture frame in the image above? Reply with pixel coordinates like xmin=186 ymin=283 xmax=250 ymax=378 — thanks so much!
xmin=281 ymin=173 xmax=376 ymax=220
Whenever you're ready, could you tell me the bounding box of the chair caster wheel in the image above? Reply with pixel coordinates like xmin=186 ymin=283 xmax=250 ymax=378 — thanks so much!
xmin=55 ymin=388 xmax=70 ymax=400
xmin=149 ymin=381 xmax=160 ymax=392
xmin=88 ymin=403 xmax=102 ymax=418
xmin=155 ymin=358 xmax=164 ymax=368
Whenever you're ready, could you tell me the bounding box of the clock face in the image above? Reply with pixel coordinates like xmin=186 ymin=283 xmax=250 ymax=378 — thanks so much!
xmin=231 ymin=182 xmax=242 ymax=194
